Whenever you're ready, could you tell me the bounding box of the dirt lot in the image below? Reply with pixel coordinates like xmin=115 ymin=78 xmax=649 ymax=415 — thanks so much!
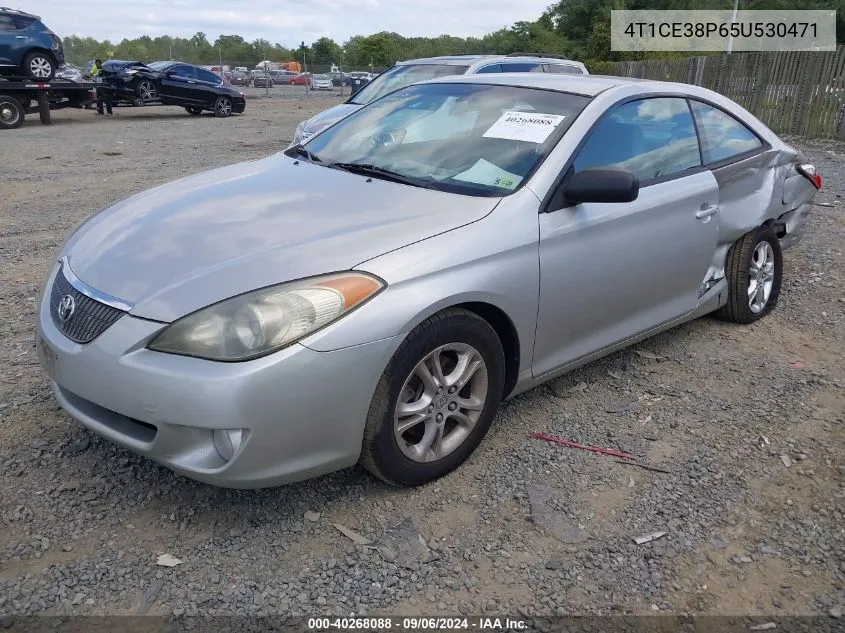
xmin=1 ymin=93 xmax=844 ymax=624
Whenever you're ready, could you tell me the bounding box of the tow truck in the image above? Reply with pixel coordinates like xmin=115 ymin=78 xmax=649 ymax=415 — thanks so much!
xmin=0 ymin=78 xmax=96 ymax=130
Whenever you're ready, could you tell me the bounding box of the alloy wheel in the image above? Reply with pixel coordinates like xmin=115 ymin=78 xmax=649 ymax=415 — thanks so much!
xmin=748 ymin=241 xmax=775 ymax=314
xmin=393 ymin=343 xmax=488 ymax=463
xmin=30 ymin=57 xmax=52 ymax=79
xmin=216 ymin=97 xmax=232 ymax=116
xmin=138 ymin=81 xmax=157 ymax=101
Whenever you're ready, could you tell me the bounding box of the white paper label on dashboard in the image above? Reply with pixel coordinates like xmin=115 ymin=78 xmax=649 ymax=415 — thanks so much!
xmin=483 ymin=111 xmax=566 ymax=143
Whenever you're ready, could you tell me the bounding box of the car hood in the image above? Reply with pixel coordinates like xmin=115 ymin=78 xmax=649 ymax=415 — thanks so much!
xmin=61 ymin=153 xmax=499 ymax=322
xmin=303 ymin=103 xmax=362 ymax=134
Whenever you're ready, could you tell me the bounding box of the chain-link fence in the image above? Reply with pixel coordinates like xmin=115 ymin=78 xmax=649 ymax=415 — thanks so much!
xmin=216 ymin=59 xmax=390 ymax=100
xmin=606 ymin=46 xmax=845 ymax=140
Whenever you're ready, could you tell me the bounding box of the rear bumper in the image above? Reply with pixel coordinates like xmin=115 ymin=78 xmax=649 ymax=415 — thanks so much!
xmin=778 ymin=202 xmax=811 ymax=250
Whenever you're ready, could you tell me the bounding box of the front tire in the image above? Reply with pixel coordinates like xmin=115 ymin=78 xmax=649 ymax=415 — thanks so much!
xmin=136 ymin=80 xmax=157 ymax=101
xmin=213 ymin=96 xmax=232 ymax=118
xmin=717 ymin=225 xmax=783 ymax=324
xmin=23 ymin=51 xmax=55 ymax=81
xmin=360 ymin=308 xmax=505 ymax=487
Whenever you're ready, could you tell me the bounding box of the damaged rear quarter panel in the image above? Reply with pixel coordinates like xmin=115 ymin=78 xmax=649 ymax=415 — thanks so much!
xmin=712 ymin=148 xmax=787 ymax=244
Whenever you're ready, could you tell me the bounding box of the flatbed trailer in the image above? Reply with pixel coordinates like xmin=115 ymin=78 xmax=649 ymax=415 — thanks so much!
xmin=0 ymin=79 xmax=96 ymax=130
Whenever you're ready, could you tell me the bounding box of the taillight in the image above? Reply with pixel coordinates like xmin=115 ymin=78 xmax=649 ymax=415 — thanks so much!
xmin=797 ymin=163 xmax=822 ymax=189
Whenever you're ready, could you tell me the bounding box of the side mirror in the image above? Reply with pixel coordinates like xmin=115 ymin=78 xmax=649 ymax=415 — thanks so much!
xmin=564 ymin=167 xmax=639 ymax=205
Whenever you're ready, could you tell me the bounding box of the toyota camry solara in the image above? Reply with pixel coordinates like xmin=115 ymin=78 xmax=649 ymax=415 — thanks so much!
xmin=36 ymin=73 xmax=820 ymax=488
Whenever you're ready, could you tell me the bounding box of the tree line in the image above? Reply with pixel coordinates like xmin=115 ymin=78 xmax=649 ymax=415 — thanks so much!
xmin=62 ymin=0 xmax=844 ymax=70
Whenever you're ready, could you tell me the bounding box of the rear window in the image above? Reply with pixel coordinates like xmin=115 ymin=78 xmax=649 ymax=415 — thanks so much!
xmin=547 ymin=64 xmax=584 ymax=75
xmin=348 ymin=63 xmax=469 ymax=105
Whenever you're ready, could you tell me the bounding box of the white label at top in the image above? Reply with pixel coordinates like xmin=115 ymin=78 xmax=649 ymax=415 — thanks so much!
xmin=482 ymin=111 xmax=566 ymax=144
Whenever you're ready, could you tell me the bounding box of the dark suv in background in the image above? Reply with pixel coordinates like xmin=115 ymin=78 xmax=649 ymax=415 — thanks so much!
xmin=0 ymin=8 xmax=64 ymax=81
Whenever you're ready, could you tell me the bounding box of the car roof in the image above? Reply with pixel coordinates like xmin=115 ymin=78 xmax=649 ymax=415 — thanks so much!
xmin=396 ymin=55 xmax=492 ymax=66
xmin=395 ymin=54 xmax=585 ymax=69
xmin=421 ymin=72 xmax=679 ymax=97
xmin=0 ymin=7 xmax=40 ymax=20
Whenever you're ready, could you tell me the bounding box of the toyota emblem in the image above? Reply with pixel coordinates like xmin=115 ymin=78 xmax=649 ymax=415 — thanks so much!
xmin=57 ymin=295 xmax=76 ymax=322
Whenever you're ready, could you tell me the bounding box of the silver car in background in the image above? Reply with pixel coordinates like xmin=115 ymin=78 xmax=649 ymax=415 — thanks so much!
xmin=309 ymin=73 xmax=333 ymax=90
xmin=290 ymin=53 xmax=588 ymax=146
xmin=36 ymin=73 xmax=820 ymax=488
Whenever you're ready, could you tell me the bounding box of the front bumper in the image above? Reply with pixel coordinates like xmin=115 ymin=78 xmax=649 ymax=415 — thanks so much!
xmin=36 ymin=264 xmax=399 ymax=488
xmin=232 ymin=99 xmax=246 ymax=113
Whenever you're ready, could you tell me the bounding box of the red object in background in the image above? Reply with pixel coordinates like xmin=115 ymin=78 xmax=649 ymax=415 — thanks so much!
xmin=288 ymin=74 xmax=308 ymax=85
xmin=531 ymin=433 xmax=635 ymax=460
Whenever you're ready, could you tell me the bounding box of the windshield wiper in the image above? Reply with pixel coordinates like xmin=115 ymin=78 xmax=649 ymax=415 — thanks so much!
xmin=327 ymin=162 xmax=435 ymax=189
xmin=286 ymin=144 xmax=322 ymax=163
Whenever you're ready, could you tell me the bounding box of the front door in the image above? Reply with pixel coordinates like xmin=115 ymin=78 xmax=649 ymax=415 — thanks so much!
xmin=160 ymin=64 xmax=202 ymax=104
xmin=532 ymin=96 xmax=720 ymax=378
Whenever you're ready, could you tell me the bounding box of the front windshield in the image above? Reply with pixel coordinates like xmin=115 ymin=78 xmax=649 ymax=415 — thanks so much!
xmin=348 ymin=63 xmax=469 ymax=105
xmin=299 ymin=82 xmax=589 ymax=197
xmin=314 ymin=74 xmax=329 ymax=80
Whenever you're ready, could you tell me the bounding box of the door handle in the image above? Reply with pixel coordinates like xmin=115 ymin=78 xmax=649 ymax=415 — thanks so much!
xmin=695 ymin=205 xmax=720 ymax=219
xmin=16 ymin=35 xmax=28 ymax=39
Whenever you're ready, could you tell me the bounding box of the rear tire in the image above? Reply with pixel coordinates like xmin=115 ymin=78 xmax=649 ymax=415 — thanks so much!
xmin=716 ymin=225 xmax=783 ymax=324
xmin=23 ymin=51 xmax=55 ymax=81
xmin=185 ymin=106 xmax=203 ymax=115
xmin=360 ymin=308 xmax=505 ymax=487
xmin=37 ymin=92 xmax=51 ymax=125
xmin=0 ymin=95 xmax=25 ymax=129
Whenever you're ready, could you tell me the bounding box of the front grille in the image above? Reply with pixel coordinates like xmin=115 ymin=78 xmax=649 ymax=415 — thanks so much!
xmin=50 ymin=268 xmax=125 ymax=343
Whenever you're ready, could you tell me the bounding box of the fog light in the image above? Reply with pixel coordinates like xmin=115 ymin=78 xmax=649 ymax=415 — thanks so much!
xmin=213 ymin=429 xmax=244 ymax=462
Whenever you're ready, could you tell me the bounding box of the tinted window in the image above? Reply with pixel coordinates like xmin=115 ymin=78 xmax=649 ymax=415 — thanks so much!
xmin=690 ymin=100 xmax=762 ymax=163
xmin=0 ymin=15 xmax=16 ymax=31
xmin=503 ymin=62 xmax=544 ymax=73
xmin=547 ymin=64 xmax=584 ymax=75
xmin=476 ymin=64 xmax=503 ymax=74
xmin=573 ymin=97 xmax=701 ymax=183
xmin=170 ymin=65 xmax=197 ymax=80
xmin=197 ymin=68 xmax=221 ymax=84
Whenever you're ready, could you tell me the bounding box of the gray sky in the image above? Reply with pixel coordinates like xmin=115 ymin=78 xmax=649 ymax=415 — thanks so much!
xmin=23 ymin=0 xmax=555 ymax=46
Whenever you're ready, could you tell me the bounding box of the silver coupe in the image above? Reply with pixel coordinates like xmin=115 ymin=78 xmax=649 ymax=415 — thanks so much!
xmin=36 ymin=73 xmax=820 ymax=488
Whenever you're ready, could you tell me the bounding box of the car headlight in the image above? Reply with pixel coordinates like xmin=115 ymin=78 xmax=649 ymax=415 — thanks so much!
xmin=147 ymin=272 xmax=384 ymax=361
xmin=125 ymin=69 xmax=138 ymax=76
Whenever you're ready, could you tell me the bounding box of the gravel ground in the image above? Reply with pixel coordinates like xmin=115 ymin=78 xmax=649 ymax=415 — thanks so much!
xmin=0 ymin=94 xmax=843 ymax=625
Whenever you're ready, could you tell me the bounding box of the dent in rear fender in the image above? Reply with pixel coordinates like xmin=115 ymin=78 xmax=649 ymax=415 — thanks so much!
xmin=713 ymin=149 xmax=801 ymax=243
xmin=301 ymin=189 xmax=541 ymax=373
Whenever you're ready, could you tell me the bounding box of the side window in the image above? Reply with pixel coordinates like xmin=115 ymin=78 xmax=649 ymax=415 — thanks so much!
xmin=573 ymin=97 xmax=701 ymax=183
xmin=547 ymin=64 xmax=584 ymax=75
xmin=690 ymin=100 xmax=763 ymax=164
xmin=0 ymin=15 xmax=17 ymax=31
xmin=503 ymin=62 xmax=544 ymax=73
xmin=475 ymin=64 xmax=503 ymax=74
xmin=171 ymin=65 xmax=197 ymax=80
xmin=197 ymin=69 xmax=221 ymax=84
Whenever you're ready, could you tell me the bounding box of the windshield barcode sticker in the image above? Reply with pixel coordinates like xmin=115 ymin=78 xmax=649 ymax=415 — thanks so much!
xmin=483 ymin=111 xmax=566 ymax=144
xmin=453 ymin=159 xmax=523 ymax=190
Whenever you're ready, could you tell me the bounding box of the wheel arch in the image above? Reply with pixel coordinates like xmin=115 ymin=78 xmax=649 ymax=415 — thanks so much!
xmin=24 ymin=48 xmax=56 ymax=64
xmin=449 ymin=302 xmax=520 ymax=399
